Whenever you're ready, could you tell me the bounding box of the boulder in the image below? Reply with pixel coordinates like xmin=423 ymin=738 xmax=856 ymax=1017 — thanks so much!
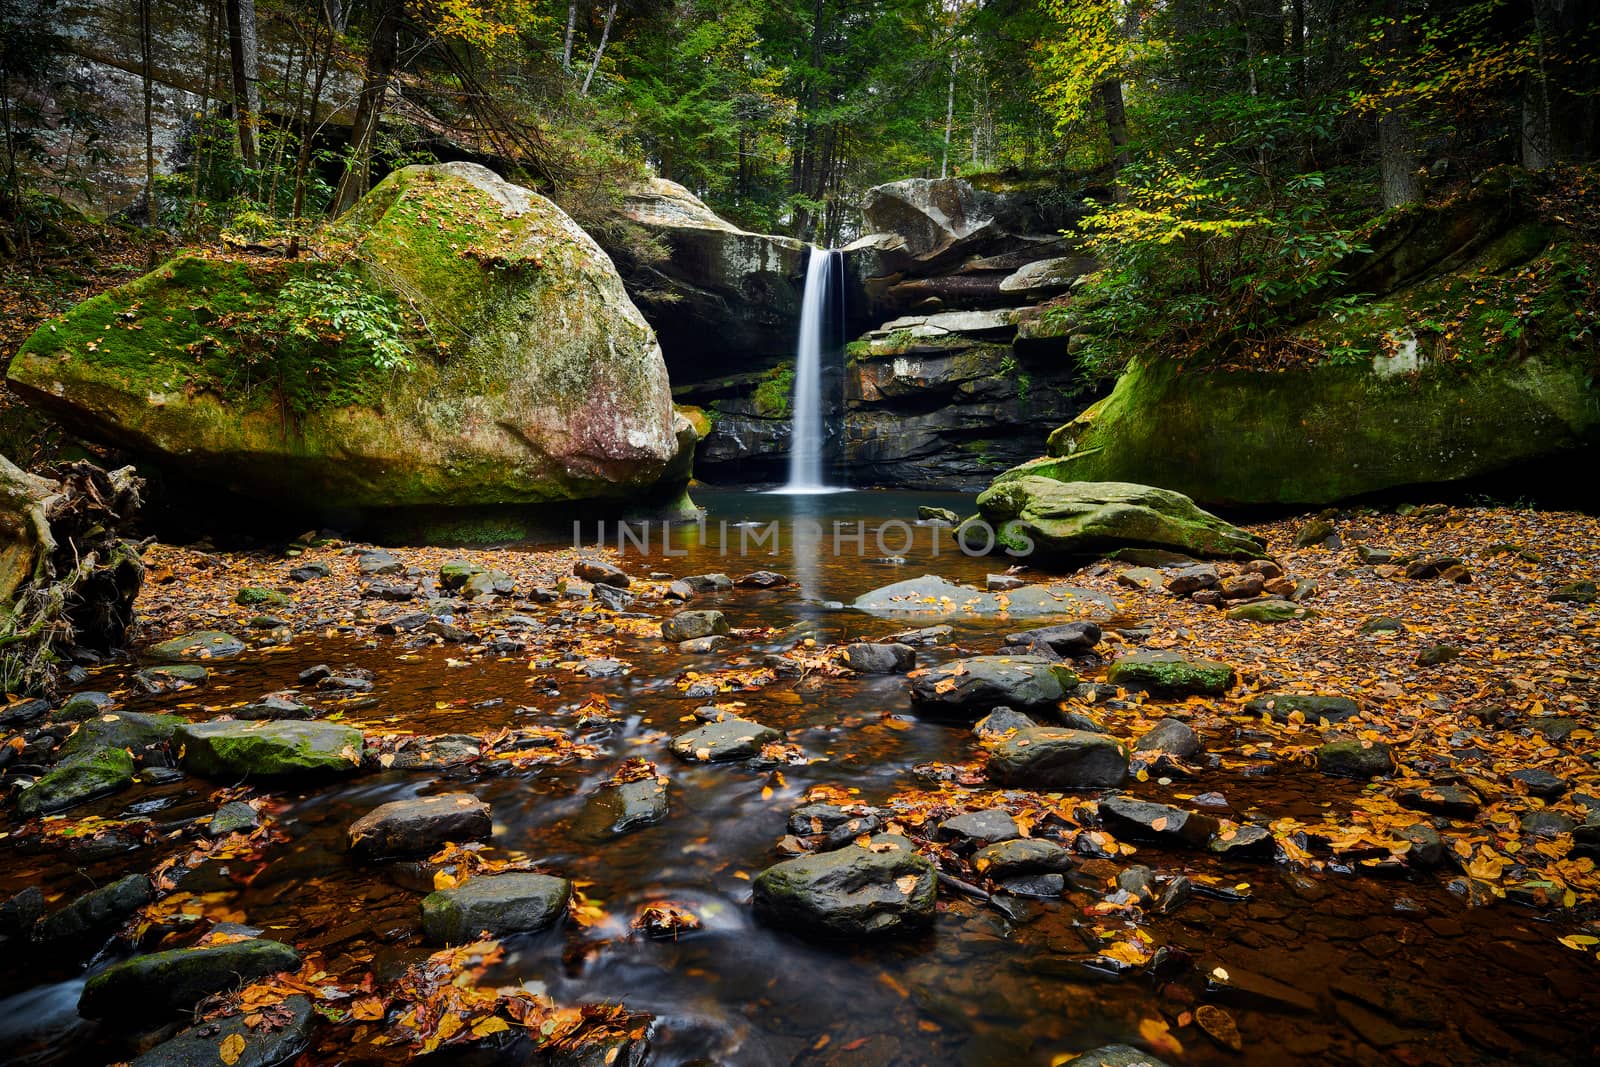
xmin=79 ymin=938 xmax=302 ymax=1019
xmin=987 ymin=728 xmax=1129 ymax=790
xmin=973 ymin=477 xmax=1266 ymax=561
xmin=144 ymin=631 xmax=244 ymax=662
xmin=973 ymin=707 xmax=1037 ymax=738
xmin=1107 ymin=651 xmax=1236 ymax=695
xmin=9 ymin=163 xmax=693 ymax=518
xmin=1316 ymin=740 xmax=1396 ymax=779
xmin=843 ymin=642 xmax=916 ymax=674
xmin=1133 ymin=717 xmax=1202 ymax=760
xmin=420 ymin=872 xmax=572 ymax=944
xmin=937 ymin=808 xmax=1021 ymax=846
xmin=207 ymin=800 xmax=261 ymax=837
xmin=1097 ymin=797 xmax=1218 ymax=847
xmin=752 ymin=834 xmax=936 ymax=938
xmin=130 ymin=995 xmax=315 ymax=1067
xmin=909 ymin=656 xmax=1076 ymax=712
xmin=853 ymin=574 xmax=1113 ymax=617
xmin=55 ymin=709 xmax=182 ymax=763
xmin=661 ymin=610 xmax=730 ymax=642
xmin=1003 ymin=621 xmax=1102 ymax=657
xmin=592 ymin=777 xmax=670 ymax=835
xmin=35 ymin=873 xmax=150 ymax=942
xmin=17 ymin=748 xmax=134 ymax=816
xmin=669 ymin=717 xmax=779 ymax=762
xmin=175 ymin=720 xmax=364 ymax=778
xmin=347 ymin=794 xmax=493 ymax=858
xmin=971 ymin=838 xmax=1072 ymax=878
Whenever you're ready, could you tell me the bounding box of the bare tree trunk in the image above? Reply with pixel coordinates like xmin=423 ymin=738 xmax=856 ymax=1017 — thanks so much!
xmin=333 ymin=0 xmax=401 ymax=215
xmin=1521 ymin=0 xmax=1554 ymax=171
xmin=562 ymin=2 xmax=578 ymax=72
xmin=941 ymin=54 xmax=955 ymax=178
xmin=139 ymin=0 xmax=156 ymax=228
xmin=1099 ymin=78 xmax=1131 ymax=198
xmin=224 ymin=0 xmax=261 ymax=168
xmin=580 ymin=0 xmax=617 ymax=97
xmin=1377 ymin=0 xmax=1421 ymax=208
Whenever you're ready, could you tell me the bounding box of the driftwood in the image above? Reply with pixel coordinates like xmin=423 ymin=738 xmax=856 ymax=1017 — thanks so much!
xmin=0 ymin=455 xmax=144 ymax=696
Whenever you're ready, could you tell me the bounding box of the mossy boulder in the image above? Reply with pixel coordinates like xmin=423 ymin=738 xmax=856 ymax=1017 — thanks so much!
xmin=9 ymin=163 xmax=693 ymax=516
xmin=16 ymin=747 xmax=134 ymax=816
xmin=1107 ymin=651 xmax=1237 ymax=695
xmin=78 ymin=938 xmax=302 ymax=1020
xmin=175 ymin=720 xmax=364 ymax=778
xmin=973 ymin=477 xmax=1265 ymax=561
xmin=752 ymin=834 xmax=936 ymax=938
xmin=145 ymin=630 xmax=245 ymax=662
xmin=420 ymin=871 xmax=572 ymax=944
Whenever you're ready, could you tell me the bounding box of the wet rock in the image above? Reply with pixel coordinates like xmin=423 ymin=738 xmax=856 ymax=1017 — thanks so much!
xmin=1549 ymin=580 xmax=1598 ymax=604
xmin=175 ymin=721 xmax=364 ymax=779
xmin=591 ymin=583 xmax=636 ymax=612
xmin=737 ymin=570 xmax=789 ymax=588
xmin=1192 ymin=589 xmax=1225 ymax=607
xmin=235 ymin=695 xmax=315 ymax=720
xmin=348 ymin=794 xmax=493 ymax=858
xmin=1508 ymin=767 xmax=1567 ymax=798
xmin=1520 ymin=810 xmax=1577 ymax=837
xmin=1219 ymin=573 xmax=1264 ymax=599
xmin=1116 ymin=566 xmax=1163 ymax=590
xmin=1417 ymin=643 xmax=1460 ymax=666
xmin=918 ymin=506 xmax=960 ymax=524
xmin=1098 ymin=797 xmax=1218 ymax=847
xmin=17 ymin=748 xmax=135 ymax=816
xmin=973 ymin=707 xmax=1036 ymax=738
xmin=57 ymin=710 xmax=183 ymax=763
xmin=669 ymin=717 xmax=780 ymax=762
xmin=54 ymin=692 xmax=116 ymax=722
xmin=289 ymin=563 xmax=330 ymax=582
xmin=235 ymin=586 xmax=290 ymax=608
xmin=678 ymin=635 xmax=730 ymax=654
xmin=664 ymin=580 xmax=695 ymax=601
xmin=1057 ymin=709 xmax=1109 ymax=732
xmin=1361 ymin=615 xmax=1405 ymax=632
xmin=144 ymin=630 xmax=244 ymax=662
xmin=937 ymin=807 xmax=1021 ymax=846
xmin=1294 ymin=518 xmax=1337 ymax=548
xmin=207 ymin=801 xmax=261 ymax=837
xmin=1061 ymin=1045 xmax=1173 ymax=1067
xmin=438 ymin=559 xmax=484 ymax=590
xmin=1399 ymin=822 xmax=1446 ymax=867
xmin=35 ymin=873 xmax=150 ymax=943
xmin=843 ymin=642 xmax=916 ymax=674
xmin=577 ymin=658 xmax=628 ymax=678
xmin=318 ymin=674 xmax=373 ymax=692
xmin=1226 ymin=598 xmax=1311 ymax=623
xmin=972 ymin=838 xmax=1072 ymax=878
xmin=1243 ymin=694 xmax=1361 ymax=724
xmin=129 ymin=994 xmax=315 ymax=1067
xmin=662 ymin=610 xmax=730 ymax=642
xmin=357 ymin=550 xmax=403 ymax=575
xmin=420 ymin=872 xmax=572 ymax=944
xmin=78 ymin=938 xmax=302 ymax=1019
xmin=1530 ymin=715 xmax=1578 ymax=741
xmin=1204 ymin=961 xmax=1318 ymax=1013
xmin=853 ymin=574 xmax=1114 ymax=617
xmin=461 ymin=570 xmax=515 ymax=599
xmin=575 ymin=558 xmax=629 ymax=588
xmin=752 ymin=834 xmax=935 ymax=938
xmin=1208 ymin=824 xmax=1276 ymax=859
xmin=888 ymin=625 xmax=955 ymax=646
xmin=599 ymin=778 xmax=669 ymax=834
xmin=1315 ymin=740 xmax=1396 ymax=779
xmin=1405 ymin=555 xmax=1470 ymax=581
xmin=0 ymin=886 xmax=44 ymax=936
xmin=362 ymin=580 xmax=417 ymax=602
xmin=909 ymin=656 xmax=1076 ymax=712
xmin=1107 ymin=651 xmax=1235 ymax=696
xmin=1396 ymin=784 xmax=1481 ymax=819
xmin=298 ymin=664 xmax=332 ymax=685
xmin=1002 ymin=621 xmax=1102 ymax=657
xmin=0 ymin=697 xmax=47 ymax=729
xmin=1001 ymin=873 xmax=1064 ymax=898
xmin=680 ymin=573 xmax=733 ymax=593
xmin=1133 ymin=717 xmax=1202 ymax=760
xmin=1165 ymin=564 xmax=1220 ymax=595
xmin=385 ymin=734 xmax=483 ymax=771
xmin=987 ymin=728 xmax=1129 ymax=790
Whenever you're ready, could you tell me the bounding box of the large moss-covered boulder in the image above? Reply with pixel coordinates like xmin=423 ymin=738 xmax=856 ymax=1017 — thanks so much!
xmin=8 ymin=163 xmax=694 ymax=517
xmin=972 ymin=477 xmax=1265 ymax=561
xmin=175 ymin=720 xmax=364 ymax=778
xmin=752 ymin=834 xmax=936 ymax=938
xmin=78 ymin=938 xmax=302 ymax=1020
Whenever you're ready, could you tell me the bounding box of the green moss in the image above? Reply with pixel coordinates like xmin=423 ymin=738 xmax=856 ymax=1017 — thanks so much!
xmin=17 ymin=748 xmax=135 ymax=816
xmin=753 ymin=364 xmax=795 ymax=417
xmin=1107 ymin=651 xmax=1236 ymax=695
xmin=235 ymin=586 xmax=290 ymax=607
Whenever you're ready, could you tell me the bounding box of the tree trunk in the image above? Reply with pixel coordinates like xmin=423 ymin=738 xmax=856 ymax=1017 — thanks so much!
xmin=288 ymin=3 xmax=334 ymax=257
xmin=580 ymin=1 xmax=617 ymax=97
xmin=1521 ymin=0 xmax=1554 ymax=171
xmin=224 ymin=0 xmax=261 ymax=168
xmin=139 ymin=0 xmax=156 ymax=227
xmin=1099 ymin=77 xmax=1131 ymax=198
xmin=1377 ymin=1 xmax=1421 ymax=209
xmin=562 ymin=2 xmax=578 ymax=72
xmin=941 ymin=54 xmax=956 ymax=178
xmin=332 ymin=0 xmax=401 ymax=215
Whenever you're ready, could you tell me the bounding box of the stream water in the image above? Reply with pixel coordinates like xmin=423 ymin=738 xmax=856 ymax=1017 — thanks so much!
xmin=0 ymin=489 xmax=1594 ymax=1066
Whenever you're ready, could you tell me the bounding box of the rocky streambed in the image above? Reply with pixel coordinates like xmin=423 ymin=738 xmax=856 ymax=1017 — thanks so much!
xmin=1 ymin=490 xmax=1597 ymax=1066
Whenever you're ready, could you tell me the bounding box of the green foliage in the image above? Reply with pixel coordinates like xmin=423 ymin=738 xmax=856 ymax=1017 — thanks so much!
xmin=753 ymin=364 xmax=796 ymax=417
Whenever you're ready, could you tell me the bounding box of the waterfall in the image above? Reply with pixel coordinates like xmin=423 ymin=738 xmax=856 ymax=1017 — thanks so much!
xmin=780 ymin=246 xmax=840 ymax=493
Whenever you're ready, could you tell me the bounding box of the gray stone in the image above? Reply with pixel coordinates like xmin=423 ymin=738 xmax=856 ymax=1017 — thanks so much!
xmin=1133 ymin=717 xmax=1202 ymax=760
xmin=853 ymin=574 xmax=1113 ymax=618
xmin=35 ymin=873 xmax=150 ymax=942
xmin=1098 ymin=797 xmax=1219 ymax=847
xmin=971 ymin=838 xmax=1072 ymax=878
xmin=973 ymin=707 xmax=1036 ymax=738
xmin=1315 ymin=740 xmax=1396 ymax=779
xmin=937 ymin=807 xmax=1021 ymax=845
xmin=909 ymin=656 xmax=1076 ymax=712
xmin=1062 ymin=1044 xmax=1173 ymax=1067
xmin=988 ymin=728 xmax=1129 ymax=790
xmin=1244 ymin=694 xmax=1361 ymax=724
xmin=78 ymin=938 xmax=302 ymax=1019
xmin=207 ymin=800 xmax=261 ymax=837
xmin=591 ymin=583 xmax=636 ymax=611
xmin=1002 ymin=621 xmax=1102 ymax=657
xmin=662 ymin=610 xmax=730 ymax=642
xmin=1509 ymin=767 xmax=1567 ymax=798
xmin=53 ymin=692 xmax=115 ymax=722
xmin=174 ymin=721 xmax=364 ymax=778
xmin=843 ymin=642 xmax=916 ymax=674
xmin=235 ymin=695 xmax=316 ymax=720
xmin=420 ymin=872 xmax=572 ymax=944
xmin=130 ymin=994 xmax=315 ymax=1067
xmin=669 ymin=717 xmax=780 ymax=762
xmin=144 ymin=631 xmax=244 ymax=662
xmin=348 ymin=794 xmax=492 ymax=858
xmin=752 ymin=834 xmax=936 ymax=938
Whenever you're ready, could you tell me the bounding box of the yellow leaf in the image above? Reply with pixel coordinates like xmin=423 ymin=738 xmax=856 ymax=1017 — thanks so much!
xmin=894 ymin=874 xmax=919 ymax=895
xmin=219 ymin=1033 xmax=247 ymax=1066
xmin=471 ymin=1016 xmax=511 ymax=1038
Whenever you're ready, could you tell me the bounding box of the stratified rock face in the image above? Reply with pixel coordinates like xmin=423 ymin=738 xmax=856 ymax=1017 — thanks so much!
xmin=975 ymin=477 xmax=1266 ymax=561
xmin=9 ymin=163 xmax=693 ymax=514
xmin=618 ymin=177 xmax=807 ymax=377
xmin=861 ymin=178 xmax=1002 ymax=261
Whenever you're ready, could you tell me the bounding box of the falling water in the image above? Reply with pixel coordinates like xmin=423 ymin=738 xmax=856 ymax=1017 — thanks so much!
xmin=778 ymin=246 xmax=840 ymax=494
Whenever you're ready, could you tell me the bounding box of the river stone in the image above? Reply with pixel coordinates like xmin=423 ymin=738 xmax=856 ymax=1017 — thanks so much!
xmin=1316 ymin=740 xmax=1396 ymax=779
xmin=973 ymin=707 xmax=1037 ymax=738
xmin=752 ymin=834 xmax=936 ymax=939
xmin=843 ymin=642 xmax=916 ymax=673
xmin=462 ymin=570 xmax=515 ymax=600
xmin=1399 ymin=822 xmax=1446 ymax=867
xmin=1133 ymin=717 xmax=1202 ymax=760
xmin=348 ymin=793 xmax=493 ymax=858
xmin=1062 ymin=1044 xmax=1174 ymax=1067
xmin=56 ymin=710 xmax=183 ymax=763
xmin=987 ymin=728 xmax=1129 ymax=790
xmin=235 ymin=695 xmax=316 ymax=720
xmin=852 ymin=574 xmax=1114 ymax=618
xmin=575 ymin=558 xmax=630 ymax=588
xmin=1098 ymin=797 xmax=1219 ymax=847
xmin=680 ymin=573 xmax=733 ymax=593
xmin=53 ymin=691 xmax=116 ymax=721
xmin=974 ymin=477 xmax=1266 ymax=561
xmin=420 ymin=872 xmax=572 ymax=944
xmin=1107 ymin=651 xmax=1236 ymax=695
xmin=601 ymin=777 xmax=670 ymax=834
xmin=1003 ymin=621 xmax=1103 ymax=657
xmin=438 ymin=559 xmax=483 ymax=590
xmin=130 ymin=994 xmax=316 ymax=1067
xmin=972 ymin=838 xmax=1073 ymax=879
xmin=1209 ymin=823 xmax=1276 ymax=859
xmin=144 ymin=631 xmax=245 ymax=662
xmin=35 ymin=873 xmax=151 ymax=942
xmin=1508 ymin=767 xmax=1568 ymax=798
xmin=662 ymin=610 xmax=730 ymax=642
xmin=208 ymin=800 xmax=261 ymax=837
xmin=670 ymin=717 xmax=779 ymax=762
xmin=17 ymin=748 xmax=135 ymax=816
xmin=9 ymin=163 xmax=693 ymax=515
xmin=175 ymin=720 xmax=364 ymax=778
xmin=1227 ymin=598 xmax=1311 ymax=623
xmin=78 ymin=938 xmax=302 ymax=1019
xmin=909 ymin=656 xmax=1076 ymax=712
xmin=591 ymin=583 xmax=636 ymax=611
xmin=1244 ymin=694 xmax=1361 ymax=724
xmin=1396 ymin=784 xmax=1481 ymax=819
xmin=937 ymin=807 xmax=1021 ymax=845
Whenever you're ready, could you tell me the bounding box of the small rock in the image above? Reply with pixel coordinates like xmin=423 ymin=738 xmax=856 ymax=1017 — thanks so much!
xmin=1531 ymin=715 xmax=1579 ymax=741
xmin=1209 ymin=824 xmax=1275 ymax=859
xmin=575 ymin=558 xmax=630 ymax=588
xmin=235 ymin=695 xmax=316 ymax=720
xmin=289 ymin=563 xmax=330 ymax=582
xmin=1116 ymin=567 xmax=1163 ymax=590
xmin=1098 ymin=796 xmax=1218 ymax=847
xmin=207 ymin=800 xmax=261 ymax=837
xmin=1397 ymin=784 xmax=1480 ymax=819
xmin=1244 ymin=694 xmax=1361 ymax=724
xmin=909 ymin=656 xmax=1076 ymax=712
xmin=51 ymin=692 xmax=114 ymax=722
xmin=662 ymin=610 xmax=730 ymax=642
xmin=937 ymin=807 xmax=1020 ymax=845
xmin=986 ymin=574 xmax=1024 ymax=592
xmin=1165 ymin=564 xmax=1219 ymax=595
xmin=1361 ymin=615 xmax=1405 ymax=633
xmin=1399 ymin=822 xmax=1446 ymax=867
xmin=175 ymin=721 xmax=364 ymax=778
xmin=843 ymin=642 xmax=916 ymax=674
xmin=17 ymin=748 xmax=135 ymax=816
xmin=1226 ymin=598 xmax=1309 ymax=623
xmin=1219 ymin=573 xmax=1264 ymax=599
xmin=680 ymin=573 xmax=733 ymax=593
xmin=1315 ymin=740 xmax=1396 ymax=779
xmin=357 ymin=550 xmax=403 ymax=575
xmin=917 ymin=506 xmax=960 ymax=524
xmin=438 ymin=559 xmax=484 ymax=590
xmin=1133 ymin=717 xmax=1202 ymax=760
xmin=1107 ymin=651 xmax=1235 ymax=695
xmin=752 ymin=835 xmax=935 ymax=938
xmin=144 ymin=630 xmax=245 ymax=662
xmin=591 ymin=583 xmax=636 ymax=611
xmin=737 ymin=570 xmax=789 ymax=588
xmin=1520 ymin=810 xmax=1576 ymax=837
xmin=1508 ymin=767 xmax=1567 ymax=798
xmin=987 ymin=728 xmax=1129 ymax=790
xmin=1002 ymin=621 xmax=1102 ymax=657
xmin=129 ymin=995 xmax=315 ymax=1067
xmin=1293 ymin=518 xmax=1336 ymax=548
xmin=421 ymin=872 xmax=572 ymax=944
xmin=1061 ymin=1045 xmax=1173 ymax=1067
xmin=235 ymin=586 xmax=290 ymax=608
xmin=1549 ymin=580 xmax=1597 ymax=604
xmin=1417 ymin=644 xmax=1460 ymax=667
xmin=461 ymin=570 xmax=514 ymax=599
xmin=35 ymin=873 xmax=151 ymax=942
xmin=678 ymin=635 xmax=730 ymax=654
xmin=348 ymin=794 xmax=492 ymax=858
xmin=973 ymin=707 xmax=1036 ymax=738
xmin=669 ymin=717 xmax=779 ymax=761
xmin=972 ymin=838 xmax=1072 ymax=878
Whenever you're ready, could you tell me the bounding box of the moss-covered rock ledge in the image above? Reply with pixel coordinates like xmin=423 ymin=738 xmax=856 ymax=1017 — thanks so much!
xmin=7 ymin=163 xmax=695 ymax=519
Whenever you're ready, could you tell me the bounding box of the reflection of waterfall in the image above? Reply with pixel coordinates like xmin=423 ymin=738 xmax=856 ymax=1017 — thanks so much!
xmin=780 ymin=246 xmax=841 ymax=493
